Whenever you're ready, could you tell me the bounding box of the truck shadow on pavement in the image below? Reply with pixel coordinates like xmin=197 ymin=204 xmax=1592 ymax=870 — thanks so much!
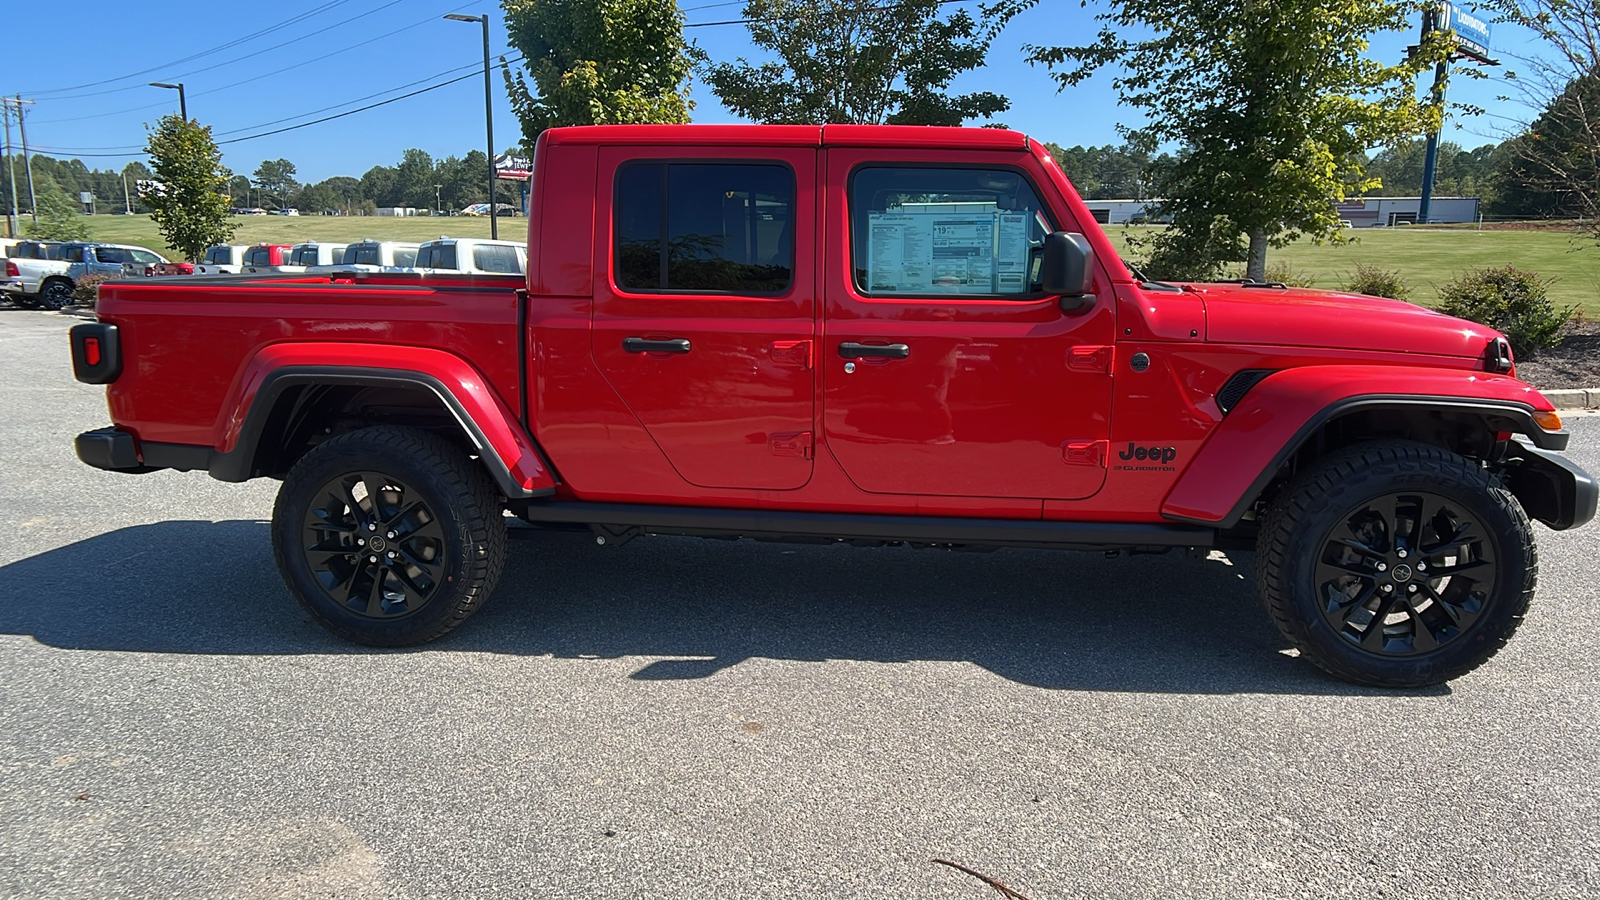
xmin=0 ymin=519 xmax=1443 ymax=696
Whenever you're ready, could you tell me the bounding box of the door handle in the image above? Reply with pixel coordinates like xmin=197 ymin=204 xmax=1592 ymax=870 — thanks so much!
xmin=838 ymin=342 xmax=909 ymax=360
xmin=623 ymin=337 xmax=691 ymax=354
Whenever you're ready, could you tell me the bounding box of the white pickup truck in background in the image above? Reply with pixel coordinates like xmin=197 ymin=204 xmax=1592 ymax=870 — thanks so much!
xmin=2 ymin=240 xmax=73 ymax=309
xmin=194 ymin=244 xmax=249 ymax=275
xmin=413 ymin=237 xmax=527 ymax=275
xmin=306 ymin=240 xmax=420 ymax=274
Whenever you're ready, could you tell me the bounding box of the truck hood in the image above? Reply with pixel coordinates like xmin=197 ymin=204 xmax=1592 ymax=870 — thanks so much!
xmin=1190 ymin=283 xmax=1499 ymax=360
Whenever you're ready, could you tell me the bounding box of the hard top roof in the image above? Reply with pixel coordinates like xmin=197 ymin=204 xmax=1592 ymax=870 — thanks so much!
xmin=541 ymin=124 xmax=1031 ymax=151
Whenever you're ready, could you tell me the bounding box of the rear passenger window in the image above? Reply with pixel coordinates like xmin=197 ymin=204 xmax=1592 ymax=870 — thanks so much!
xmin=393 ymin=248 xmax=417 ymax=268
xmin=614 ymin=162 xmax=793 ymax=294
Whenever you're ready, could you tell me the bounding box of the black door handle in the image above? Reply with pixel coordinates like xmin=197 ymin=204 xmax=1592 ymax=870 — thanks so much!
xmin=624 ymin=337 xmax=691 ymax=354
xmin=838 ymin=342 xmax=909 ymax=360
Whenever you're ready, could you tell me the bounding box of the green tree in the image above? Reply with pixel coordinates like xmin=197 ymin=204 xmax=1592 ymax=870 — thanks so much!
xmin=393 ymin=148 xmax=436 ymax=210
xmin=502 ymin=0 xmax=693 ymax=151
xmin=1492 ymin=67 xmax=1600 ymax=224
xmin=228 ymin=174 xmax=253 ymax=208
xmin=1001 ymin=0 xmax=1449 ymax=281
xmin=23 ymin=173 xmax=90 ymax=241
xmin=1490 ymin=0 xmax=1600 ymax=237
xmin=1043 ymin=142 xmax=1156 ymax=200
xmin=252 ymin=158 xmax=300 ymax=210
xmin=142 ymin=114 xmax=235 ymax=262
xmin=698 ymin=0 xmax=1008 ymax=125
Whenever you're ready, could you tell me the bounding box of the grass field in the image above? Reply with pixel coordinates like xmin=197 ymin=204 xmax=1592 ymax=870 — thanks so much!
xmin=1104 ymin=225 xmax=1600 ymax=318
xmin=56 ymin=214 xmax=1600 ymax=317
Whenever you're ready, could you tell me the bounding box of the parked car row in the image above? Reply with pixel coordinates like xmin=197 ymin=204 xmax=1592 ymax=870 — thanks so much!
xmin=2 ymin=235 xmax=527 ymax=310
xmin=1 ymin=239 xmax=169 ymax=309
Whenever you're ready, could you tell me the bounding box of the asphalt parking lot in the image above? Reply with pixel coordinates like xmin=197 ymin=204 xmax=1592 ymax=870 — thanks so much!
xmin=1 ymin=309 xmax=1596 ymax=899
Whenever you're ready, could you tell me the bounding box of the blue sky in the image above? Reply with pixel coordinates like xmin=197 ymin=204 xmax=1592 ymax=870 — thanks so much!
xmin=3 ymin=0 xmax=1537 ymax=184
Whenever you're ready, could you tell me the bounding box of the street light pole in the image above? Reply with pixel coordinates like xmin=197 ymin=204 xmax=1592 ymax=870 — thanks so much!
xmin=149 ymin=82 xmax=186 ymax=120
xmin=445 ymin=13 xmax=497 ymax=239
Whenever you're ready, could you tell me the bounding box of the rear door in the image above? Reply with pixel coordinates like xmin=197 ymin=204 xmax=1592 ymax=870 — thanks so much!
xmin=591 ymin=147 xmax=817 ymax=491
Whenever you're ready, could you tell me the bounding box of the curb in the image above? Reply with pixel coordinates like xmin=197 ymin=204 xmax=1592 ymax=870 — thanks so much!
xmin=1543 ymin=388 xmax=1599 ymax=411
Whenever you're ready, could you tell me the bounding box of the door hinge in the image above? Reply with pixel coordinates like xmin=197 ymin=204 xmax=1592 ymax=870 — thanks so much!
xmin=769 ymin=340 xmax=813 ymax=369
xmin=770 ymin=431 xmax=814 ymax=459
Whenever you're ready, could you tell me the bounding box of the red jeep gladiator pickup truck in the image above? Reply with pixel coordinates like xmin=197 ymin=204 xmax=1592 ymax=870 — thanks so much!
xmin=69 ymin=125 xmax=1595 ymax=687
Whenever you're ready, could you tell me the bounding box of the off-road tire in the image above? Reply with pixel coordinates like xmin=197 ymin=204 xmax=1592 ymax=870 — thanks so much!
xmin=39 ymin=278 xmax=73 ymax=311
xmin=272 ymin=425 xmax=508 ymax=646
xmin=1255 ymin=440 xmax=1536 ymax=687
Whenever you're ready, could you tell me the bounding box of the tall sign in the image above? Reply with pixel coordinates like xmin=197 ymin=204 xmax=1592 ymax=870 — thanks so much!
xmin=1440 ymin=3 xmax=1492 ymax=63
xmin=1417 ymin=3 xmax=1495 ymax=225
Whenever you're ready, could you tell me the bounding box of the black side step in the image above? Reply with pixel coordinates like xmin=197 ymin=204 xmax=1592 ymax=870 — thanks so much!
xmin=510 ymin=500 xmax=1217 ymax=551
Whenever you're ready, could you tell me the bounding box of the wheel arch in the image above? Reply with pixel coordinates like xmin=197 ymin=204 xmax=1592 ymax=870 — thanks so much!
xmin=1162 ymin=366 xmax=1570 ymax=529
xmin=211 ymin=345 xmax=555 ymax=499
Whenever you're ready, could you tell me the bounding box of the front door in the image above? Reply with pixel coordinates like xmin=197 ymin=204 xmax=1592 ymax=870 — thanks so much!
xmin=591 ymin=147 xmax=817 ymax=491
xmin=821 ymin=149 xmax=1116 ymax=500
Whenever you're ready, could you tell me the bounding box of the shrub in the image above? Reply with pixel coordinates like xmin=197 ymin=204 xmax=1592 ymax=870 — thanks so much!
xmin=1435 ymin=266 xmax=1574 ymax=359
xmin=1342 ymin=263 xmax=1411 ymax=302
xmin=1263 ymin=259 xmax=1317 ymax=288
xmin=72 ymin=273 xmax=118 ymax=308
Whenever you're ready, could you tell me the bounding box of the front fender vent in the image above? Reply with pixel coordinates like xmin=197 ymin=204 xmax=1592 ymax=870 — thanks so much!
xmin=1217 ymin=369 xmax=1277 ymax=414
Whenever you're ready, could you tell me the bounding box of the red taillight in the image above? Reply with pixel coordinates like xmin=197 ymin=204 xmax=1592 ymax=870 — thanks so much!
xmin=84 ymin=337 xmax=101 ymax=366
xmin=4 ymin=261 xmax=17 ymax=277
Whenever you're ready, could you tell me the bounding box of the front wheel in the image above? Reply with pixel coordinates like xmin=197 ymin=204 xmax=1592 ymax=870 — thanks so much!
xmin=271 ymin=425 xmax=508 ymax=646
xmin=1255 ymin=440 xmax=1536 ymax=687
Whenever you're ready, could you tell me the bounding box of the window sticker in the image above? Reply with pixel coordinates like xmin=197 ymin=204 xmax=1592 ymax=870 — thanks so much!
xmin=866 ymin=205 xmax=1032 ymax=294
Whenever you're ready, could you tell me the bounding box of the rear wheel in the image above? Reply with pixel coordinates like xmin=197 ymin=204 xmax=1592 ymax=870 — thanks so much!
xmin=39 ymin=278 xmax=73 ymax=311
xmin=1255 ymin=440 xmax=1535 ymax=687
xmin=271 ymin=425 xmax=508 ymax=646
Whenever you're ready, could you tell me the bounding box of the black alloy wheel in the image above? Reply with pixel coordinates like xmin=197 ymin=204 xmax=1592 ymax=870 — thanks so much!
xmin=40 ymin=280 xmax=73 ymax=311
xmin=272 ymin=425 xmax=507 ymax=646
xmin=1256 ymin=440 xmax=1535 ymax=687
xmin=1313 ymin=491 xmax=1495 ymax=656
xmin=301 ymin=470 xmax=448 ymax=620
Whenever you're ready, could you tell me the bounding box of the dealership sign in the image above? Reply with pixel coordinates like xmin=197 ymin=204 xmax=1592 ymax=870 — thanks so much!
xmin=1441 ymin=3 xmax=1491 ymax=62
xmin=494 ymin=153 xmax=533 ymax=180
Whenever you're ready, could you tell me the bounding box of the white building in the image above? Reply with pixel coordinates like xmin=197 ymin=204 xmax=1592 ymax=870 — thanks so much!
xmin=1082 ymin=196 xmax=1481 ymax=227
xmin=1332 ymin=197 xmax=1480 ymax=227
xmin=1082 ymin=199 xmax=1165 ymax=225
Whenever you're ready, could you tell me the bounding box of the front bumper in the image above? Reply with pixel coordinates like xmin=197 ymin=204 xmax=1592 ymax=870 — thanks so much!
xmin=1505 ymin=439 xmax=1598 ymax=530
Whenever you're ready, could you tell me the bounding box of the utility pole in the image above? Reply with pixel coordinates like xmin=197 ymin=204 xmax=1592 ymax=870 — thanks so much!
xmin=1 ymin=99 xmax=17 ymax=238
xmin=12 ymin=96 xmax=37 ymax=226
xmin=444 ymin=13 xmax=498 ymax=239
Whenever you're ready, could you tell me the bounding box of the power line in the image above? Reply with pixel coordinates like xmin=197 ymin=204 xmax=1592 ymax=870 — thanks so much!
xmin=27 ymin=1 xmax=479 ymax=126
xmin=24 ymin=59 xmax=522 ymax=159
xmin=36 ymin=0 xmax=413 ymax=103
xmin=22 ymin=0 xmax=358 ymax=96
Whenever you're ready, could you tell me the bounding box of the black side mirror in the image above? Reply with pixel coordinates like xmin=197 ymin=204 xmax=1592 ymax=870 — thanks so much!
xmin=1042 ymin=231 xmax=1096 ymax=312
